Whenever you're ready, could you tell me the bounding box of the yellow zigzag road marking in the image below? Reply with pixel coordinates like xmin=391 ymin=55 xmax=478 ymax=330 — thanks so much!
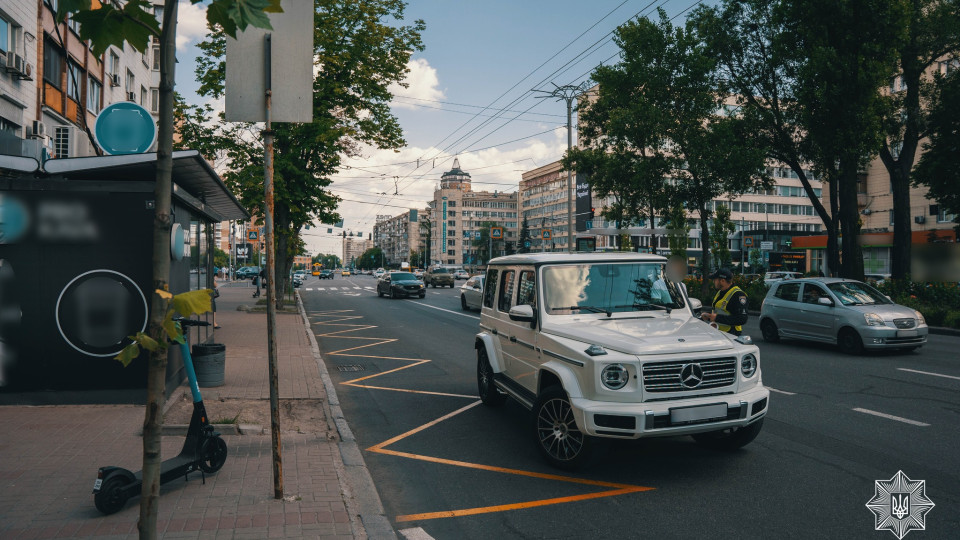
xmin=312 ymin=310 xmax=653 ymax=522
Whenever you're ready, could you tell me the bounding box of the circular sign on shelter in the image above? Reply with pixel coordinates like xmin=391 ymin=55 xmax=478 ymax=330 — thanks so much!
xmin=93 ymin=102 xmax=157 ymax=155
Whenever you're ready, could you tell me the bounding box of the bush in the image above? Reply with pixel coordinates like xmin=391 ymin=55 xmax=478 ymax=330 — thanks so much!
xmin=943 ymin=311 xmax=960 ymax=329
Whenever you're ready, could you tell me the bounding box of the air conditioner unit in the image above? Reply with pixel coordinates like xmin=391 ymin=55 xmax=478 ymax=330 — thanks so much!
xmin=109 ymin=73 xmax=120 ymax=87
xmin=29 ymin=120 xmax=46 ymax=139
xmin=4 ymin=53 xmax=18 ymax=72
xmin=19 ymin=62 xmax=33 ymax=81
xmin=127 ymin=91 xmax=137 ymax=102
xmin=914 ymin=216 xmax=926 ymax=224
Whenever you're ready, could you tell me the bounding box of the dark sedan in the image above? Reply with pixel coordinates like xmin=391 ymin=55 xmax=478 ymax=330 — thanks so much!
xmin=377 ymin=272 xmax=425 ymax=299
xmin=319 ymin=270 xmax=334 ymax=279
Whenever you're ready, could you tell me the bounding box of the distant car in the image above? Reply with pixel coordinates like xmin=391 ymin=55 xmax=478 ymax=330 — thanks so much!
xmin=424 ymin=265 xmax=455 ymax=288
xmin=460 ymin=275 xmax=485 ymax=310
xmin=341 ymin=269 xmax=351 ymax=276
xmin=377 ymin=271 xmax=425 ymax=299
xmin=319 ymin=270 xmax=333 ymax=279
xmin=454 ymin=269 xmax=470 ymax=280
xmin=864 ymin=273 xmax=890 ymax=286
xmin=763 ymin=271 xmax=802 ymax=286
xmin=413 ymin=269 xmax=424 ymax=279
xmin=293 ymin=275 xmax=304 ymax=287
xmin=374 ymin=268 xmax=386 ymax=279
xmin=236 ymin=266 xmax=259 ymax=279
xmin=760 ymin=278 xmax=927 ymax=354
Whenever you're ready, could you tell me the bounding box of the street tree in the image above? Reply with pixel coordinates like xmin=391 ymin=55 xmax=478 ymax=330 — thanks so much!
xmin=357 ymin=247 xmax=385 ymax=270
xmin=518 ymin=218 xmax=531 ymax=253
xmin=912 ymin=70 xmax=960 ymax=224
xmin=472 ymin=221 xmax=498 ymax=263
xmin=878 ymin=0 xmax=960 ymax=278
xmin=710 ymin=204 xmax=736 ymax=270
xmin=194 ymin=0 xmax=425 ymax=309
xmin=664 ymin=202 xmax=690 ymax=259
xmin=780 ymin=0 xmax=908 ymax=279
xmin=55 ymin=1 xmax=277 ymax=536
xmin=691 ymin=0 xmax=841 ymax=275
xmin=419 ymin=214 xmax=433 ymax=266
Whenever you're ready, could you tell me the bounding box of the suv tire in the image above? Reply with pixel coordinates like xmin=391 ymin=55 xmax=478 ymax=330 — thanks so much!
xmin=691 ymin=418 xmax=764 ymax=451
xmin=760 ymin=319 xmax=780 ymax=343
xmin=461 ymin=295 xmax=469 ymax=310
xmin=477 ymin=348 xmax=506 ymax=406
xmin=533 ymin=386 xmax=593 ymax=470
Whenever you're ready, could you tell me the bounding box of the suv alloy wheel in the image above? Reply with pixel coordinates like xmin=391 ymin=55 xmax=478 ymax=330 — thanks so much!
xmin=533 ymin=386 xmax=593 ymax=470
xmin=477 ymin=349 xmax=506 ymax=406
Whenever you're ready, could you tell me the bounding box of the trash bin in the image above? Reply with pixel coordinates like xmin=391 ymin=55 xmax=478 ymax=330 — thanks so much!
xmin=191 ymin=343 xmax=226 ymax=387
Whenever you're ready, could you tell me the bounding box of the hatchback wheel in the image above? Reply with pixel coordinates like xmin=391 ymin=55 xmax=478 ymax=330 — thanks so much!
xmin=838 ymin=328 xmax=864 ymax=355
xmin=760 ymin=319 xmax=779 ymax=342
xmin=390 ymin=289 xmax=397 ymax=299
xmin=377 ymin=288 xmax=383 ymax=297
xmin=533 ymin=386 xmax=592 ymax=470
xmin=461 ymin=295 xmax=469 ymax=310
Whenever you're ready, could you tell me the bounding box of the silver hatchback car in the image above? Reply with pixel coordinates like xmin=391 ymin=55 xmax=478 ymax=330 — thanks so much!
xmin=759 ymin=278 xmax=927 ymax=354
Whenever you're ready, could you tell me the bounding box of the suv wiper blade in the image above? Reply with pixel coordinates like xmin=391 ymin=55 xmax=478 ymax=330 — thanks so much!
xmin=615 ymin=303 xmax=672 ymax=314
xmin=560 ymin=305 xmax=612 ymax=317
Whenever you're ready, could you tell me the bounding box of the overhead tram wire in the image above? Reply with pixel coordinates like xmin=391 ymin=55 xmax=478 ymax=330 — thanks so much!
xmin=391 ymin=96 xmax=567 ymax=119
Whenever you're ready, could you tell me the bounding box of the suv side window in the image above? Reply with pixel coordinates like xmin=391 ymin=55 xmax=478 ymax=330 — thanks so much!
xmin=498 ymin=270 xmax=516 ymax=312
xmin=774 ymin=283 xmax=801 ymax=301
xmin=517 ymin=269 xmax=536 ymax=306
xmin=483 ymin=268 xmax=499 ymax=308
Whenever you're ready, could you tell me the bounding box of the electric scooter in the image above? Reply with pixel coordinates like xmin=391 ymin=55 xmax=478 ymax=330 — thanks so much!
xmin=92 ymin=317 xmax=228 ymax=515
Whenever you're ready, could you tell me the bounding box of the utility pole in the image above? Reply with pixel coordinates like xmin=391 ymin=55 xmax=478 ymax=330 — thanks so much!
xmin=534 ymin=82 xmax=586 ymax=253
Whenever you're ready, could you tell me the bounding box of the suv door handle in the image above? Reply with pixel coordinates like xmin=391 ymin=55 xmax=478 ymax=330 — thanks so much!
xmin=509 ymin=336 xmax=517 ymax=343
xmin=491 ymin=328 xmax=498 ymax=335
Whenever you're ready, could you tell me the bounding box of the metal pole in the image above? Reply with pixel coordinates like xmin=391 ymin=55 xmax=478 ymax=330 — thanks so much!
xmin=566 ymin=96 xmax=574 ymax=253
xmin=740 ymin=217 xmax=745 ymax=273
xmin=263 ymin=34 xmax=283 ymax=500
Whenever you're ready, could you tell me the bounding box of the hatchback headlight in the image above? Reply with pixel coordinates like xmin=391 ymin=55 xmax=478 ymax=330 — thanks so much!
xmin=864 ymin=313 xmax=885 ymax=326
xmin=741 ymin=354 xmax=757 ymax=378
xmin=601 ymin=363 xmax=629 ymax=390
xmin=914 ymin=310 xmax=925 ymax=325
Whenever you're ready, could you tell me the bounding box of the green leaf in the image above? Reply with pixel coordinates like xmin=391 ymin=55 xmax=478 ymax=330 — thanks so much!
xmin=134 ymin=332 xmax=160 ymax=352
xmin=171 ymin=289 xmax=215 ymax=319
xmin=56 ymin=0 xmax=91 ymax=25
xmin=228 ymin=0 xmax=275 ymax=32
xmin=115 ymin=341 xmax=141 ymax=368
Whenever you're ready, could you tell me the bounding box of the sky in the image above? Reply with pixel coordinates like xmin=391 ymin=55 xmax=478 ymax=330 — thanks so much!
xmin=173 ymin=0 xmax=707 ymax=256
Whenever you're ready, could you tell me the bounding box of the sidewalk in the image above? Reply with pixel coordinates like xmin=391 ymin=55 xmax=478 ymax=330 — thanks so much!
xmin=0 ymin=282 xmax=391 ymax=539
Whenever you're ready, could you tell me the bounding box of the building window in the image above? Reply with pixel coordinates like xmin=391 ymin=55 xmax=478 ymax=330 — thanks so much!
xmin=87 ymin=77 xmax=101 ymax=114
xmin=448 ymin=211 xmax=456 ymax=217
xmin=44 ymin=0 xmax=59 ymax=12
xmin=0 ymin=15 xmax=11 ymax=55
xmin=140 ymin=85 xmax=147 ymax=106
xmin=109 ymin=51 xmax=119 ymax=78
xmin=889 ymin=210 xmax=895 ymax=226
xmin=152 ymin=44 xmax=160 ymax=70
xmin=447 ymin=239 xmax=455 ymax=247
xmin=54 ymin=125 xmax=70 ymax=158
xmin=43 ymin=39 xmax=64 ymax=88
xmin=448 ymin=201 xmax=456 ymax=207
xmin=67 ymin=15 xmax=81 ymax=36
xmin=150 ymin=88 xmax=159 ymax=113
xmin=125 ymin=69 xmax=135 ymax=94
xmin=938 ymin=207 xmax=955 ymax=223
xmin=66 ymin=61 xmax=82 ymax=101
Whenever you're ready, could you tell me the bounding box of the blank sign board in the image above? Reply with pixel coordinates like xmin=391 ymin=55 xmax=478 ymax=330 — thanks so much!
xmin=225 ymin=1 xmax=313 ymax=123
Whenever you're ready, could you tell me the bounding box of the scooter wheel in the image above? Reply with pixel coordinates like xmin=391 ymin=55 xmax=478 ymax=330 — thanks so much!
xmin=94 ymin=475 xmax=131 ymax=515
xmin=199 ymin=436 xmax=228 ymax=473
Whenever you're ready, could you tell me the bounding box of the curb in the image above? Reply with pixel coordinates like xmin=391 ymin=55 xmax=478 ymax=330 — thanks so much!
xmin=297 ymin=291 xmax=398 ymax=540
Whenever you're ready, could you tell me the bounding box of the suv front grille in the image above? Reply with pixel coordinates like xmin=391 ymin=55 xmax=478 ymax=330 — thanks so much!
xmin=642 ymin=357 xmax=738 ymax=393
xmin=893 ymin=318 xmax=916 ymax=329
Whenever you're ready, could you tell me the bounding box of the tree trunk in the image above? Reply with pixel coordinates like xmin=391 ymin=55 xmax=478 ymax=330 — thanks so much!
xmin=140 ymin=1 xmax=178 ymax=537
xmin=827 ymin=175 xmax=841 ymax=277
xmin=838 ymin=158 xmax=864 ymax=280
xmin=698 ymin=206 xmax=712 ymax=299
xmin=784 ymin=159 xmax=839 ymax=276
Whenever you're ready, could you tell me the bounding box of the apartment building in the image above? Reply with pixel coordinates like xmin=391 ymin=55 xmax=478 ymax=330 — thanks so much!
xmin=342 ymin=236 xmax=371 ymax=268
xmin=0 ymin=0 xmax=39 ymax=158
xmin=373 ymin=210 xmax=421 ymax=268
xmin=519 ymin=161 xmax=577 ymax=252
xmin=428 ymin=158 xmax=519 ymax=266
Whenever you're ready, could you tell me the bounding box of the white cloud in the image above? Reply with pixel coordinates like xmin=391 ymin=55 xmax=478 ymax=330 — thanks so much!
xmin=176 ymin=1 xmax=209 ymax=51
xmin=388 ymin=58 xmax=445 ymax=109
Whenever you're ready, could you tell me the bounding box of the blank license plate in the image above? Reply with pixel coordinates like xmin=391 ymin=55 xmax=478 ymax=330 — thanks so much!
xmin=670 ymin=403 xmax=728 ymax=423
xmin=897 ymin=330 xmax=918 ymax=337
xmin=93 ymin=478 xmax=102 ymax=491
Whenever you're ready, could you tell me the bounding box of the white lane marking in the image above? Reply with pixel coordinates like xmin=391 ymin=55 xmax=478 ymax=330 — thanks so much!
xmin=306 ymin=288 xmax=314 ymax=291
xmin=852 ymin=408 xmax=930 ymax=427
xmin=399 ymin=527 xmax=436 ymax=540
xmin=353 ymin=287 xmax=361 ymax=289
xmin=316 ymin=288 xmax=325 ymax=291
xmin=364 ymin=286 xmax=374 ymax=290
xmin=410 ymin=301 xmax=480 ymax=320
xmin=897 ymin=368 xmax=960 ymax=382
xmin=767 ymin=387 xmax=796 ymax=395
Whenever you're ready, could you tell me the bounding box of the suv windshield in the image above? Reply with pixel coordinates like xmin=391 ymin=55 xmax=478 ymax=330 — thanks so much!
xmin=826 ymin=281 xmax=891 ymax=306
xmin=542 ymin=262 xmax=685 ymax=315
xmin=432 ymin=268 xmax=449 ymax=274
xmin=390 ymin=272 xmax=416 ymax=281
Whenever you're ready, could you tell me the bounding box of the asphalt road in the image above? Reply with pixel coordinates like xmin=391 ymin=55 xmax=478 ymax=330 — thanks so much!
xmin=300 ymin=274 xmax=960 ymax=540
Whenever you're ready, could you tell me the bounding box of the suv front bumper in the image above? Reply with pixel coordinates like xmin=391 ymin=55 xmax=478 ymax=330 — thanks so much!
xmin=571 ymin=385 xmax=769 ymax=439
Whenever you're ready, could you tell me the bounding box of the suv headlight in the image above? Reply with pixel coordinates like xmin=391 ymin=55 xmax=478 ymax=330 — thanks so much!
xmin=915 ymin=310 xmax=925 ymax=325
xmin=864 ymin=313 xmax=885 ymax=326
xmin=601 ymin=363 xmax=629 ymax=390
xmin=741 ymin=354 xmax=757 ymax=378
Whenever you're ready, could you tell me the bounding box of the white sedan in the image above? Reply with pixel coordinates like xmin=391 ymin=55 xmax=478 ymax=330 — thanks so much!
xmin=460 ymin=275 xmax=485 ymax=310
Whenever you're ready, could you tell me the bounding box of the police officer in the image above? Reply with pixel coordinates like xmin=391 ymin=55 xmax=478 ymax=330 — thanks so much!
xmin=700 ymin=268 xmax=748 ymax=336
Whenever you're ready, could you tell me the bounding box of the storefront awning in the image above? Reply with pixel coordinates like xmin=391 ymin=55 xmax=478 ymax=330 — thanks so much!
xmin=42 ymin=150 xmax=249 ymax=221
xmin=792 ymin=229 xmax=957 ymax=249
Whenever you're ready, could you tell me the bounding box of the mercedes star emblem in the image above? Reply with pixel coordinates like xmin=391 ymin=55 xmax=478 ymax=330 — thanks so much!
xmin=679 ymin=363 xmax=704 ymax=389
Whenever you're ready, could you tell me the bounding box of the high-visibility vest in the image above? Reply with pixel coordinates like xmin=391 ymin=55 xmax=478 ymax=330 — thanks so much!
xmin=712 ymin=285 xmax=745 ymax=334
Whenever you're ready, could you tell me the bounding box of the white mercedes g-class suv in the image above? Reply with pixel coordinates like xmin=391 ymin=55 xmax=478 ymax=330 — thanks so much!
xmin=475 ymin=253 xmax=769 ymax=469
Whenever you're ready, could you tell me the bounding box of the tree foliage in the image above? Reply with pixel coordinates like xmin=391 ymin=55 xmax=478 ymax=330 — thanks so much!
xmin=913 ymin=70 xmax=960 ymax=221
xmin=710 ymin=204 xmax=736 ymax=270
xmin=193 ymin=0 xmax=425 ymax=306
xmin=664 ymin=202 xmax=689 ymax=259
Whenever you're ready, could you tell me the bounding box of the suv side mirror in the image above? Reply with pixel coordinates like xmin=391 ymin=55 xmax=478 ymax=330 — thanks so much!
xmin=508 ymin=304 xmax=534 ymax=322
xmin=817 ymin=297 xmax=833 ymax=306
xmin=688 ymin=298 xmax=703 ymax=317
